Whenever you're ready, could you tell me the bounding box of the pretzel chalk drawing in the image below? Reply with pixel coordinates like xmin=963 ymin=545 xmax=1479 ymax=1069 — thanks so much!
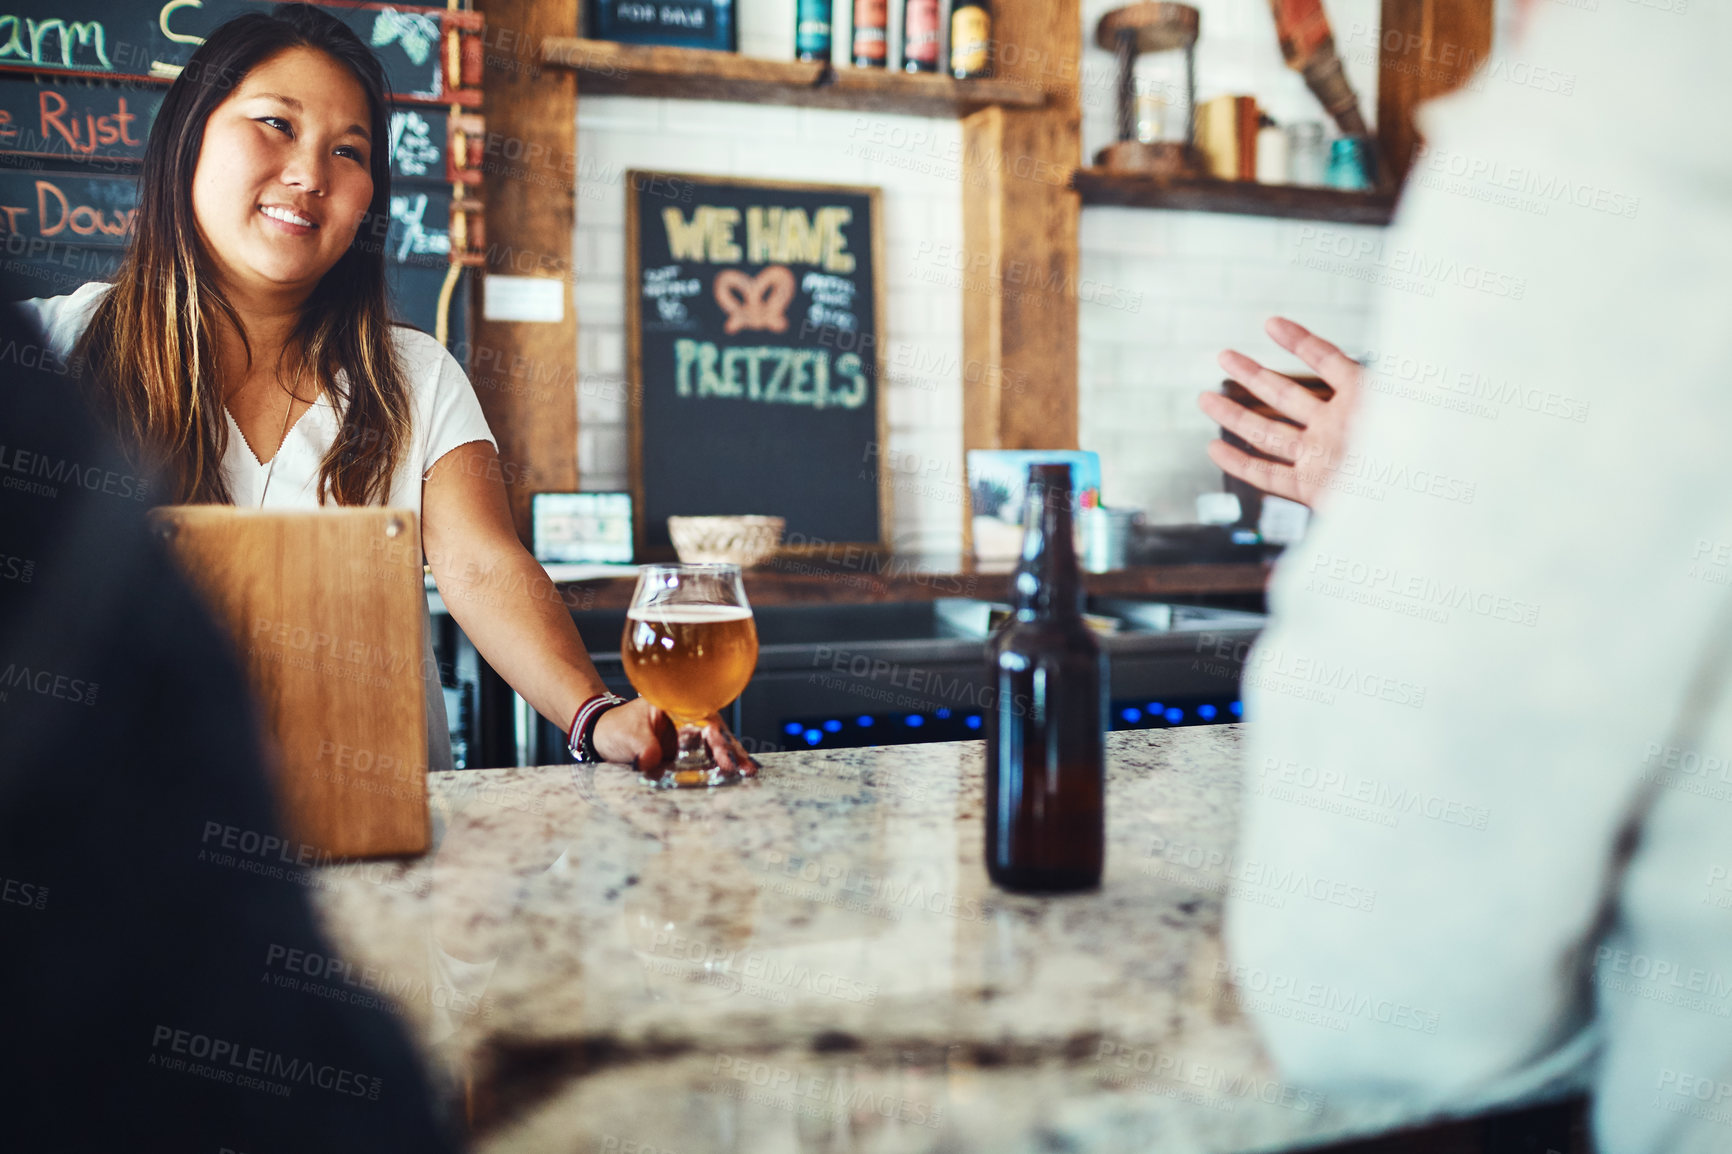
xmin=713 ymin=266 xmax=796 ymax=334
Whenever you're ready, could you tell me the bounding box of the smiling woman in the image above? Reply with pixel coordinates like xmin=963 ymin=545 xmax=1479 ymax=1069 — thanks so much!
xmin=193 ymin=65 xmax=377 ymax=297
xmin=60 ymin=5 xmax=406 ymax=508
xmin=189 ymin=47 xmax=388 ymax=484
xmin=15 ymin=3 xmax=753 ymax=777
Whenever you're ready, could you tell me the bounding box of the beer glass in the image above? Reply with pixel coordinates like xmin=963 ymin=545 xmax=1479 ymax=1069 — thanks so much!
xmin=622 ymin=563 xmax=759 ymax=788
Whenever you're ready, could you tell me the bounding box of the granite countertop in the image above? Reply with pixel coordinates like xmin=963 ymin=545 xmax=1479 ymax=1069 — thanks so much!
xmin=306 ymin=727 xmax=1488 ymax=1152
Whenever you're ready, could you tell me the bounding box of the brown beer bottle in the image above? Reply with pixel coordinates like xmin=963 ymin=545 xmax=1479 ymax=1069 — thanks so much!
xmin=985 ymin=464 xmax=1106 ymax=892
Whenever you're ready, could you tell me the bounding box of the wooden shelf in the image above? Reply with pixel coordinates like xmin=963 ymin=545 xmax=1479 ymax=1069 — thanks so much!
xmin=1072 ymin=168 xmax=1397 ymax=225
xmin=543 ymin=37 xmax=1042 ymax=116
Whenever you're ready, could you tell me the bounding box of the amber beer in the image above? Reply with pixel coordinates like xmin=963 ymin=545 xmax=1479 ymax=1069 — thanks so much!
xmin=622 ymin=605 xmax=759 ymax=724
xmin=985 ymin=464 xmax=1106 ymax=891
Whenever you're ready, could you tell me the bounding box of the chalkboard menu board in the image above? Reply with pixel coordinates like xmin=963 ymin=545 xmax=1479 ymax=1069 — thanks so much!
xmin=0 ymin=172 xmax=456 ymax=249
xmin=627 ymin=171 xmax=887 ymax=556
xmin=0 ymin=78 xmax=161 ymax=164
xmin=0 ymin=0 xmax=470 ymax=103
xmin=0 ymin=75 xmax=468 ymax=334
xmin=0 ymin=76 xmax=456 ymax=177
xmin=588 ymin=0 xmax=736 ymax=52
xmin=0 ymin=0 xmax=482 ymax=339
xmin=0 ymin=170 xmax=460 ymax=335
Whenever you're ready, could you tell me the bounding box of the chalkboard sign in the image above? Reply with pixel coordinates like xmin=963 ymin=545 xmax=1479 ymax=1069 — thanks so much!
xmin=0 ymin=0 xmax=469 ymax=103
xmin=0 ymin=78 xmax=160 ymax=165
xmin=588 ymin=0 xmax=736 ymax=52
xmin=627 ymin=171 xmax=887 ymax=556
xmin=0 ymin=240 xmax=118 ymax=298
xmin=384 ymin=106 xmax=451 ymax=183
xmin=0 ymin=239 xmax=464 ymax=345
xmin=0 ymin=169 xmax=460 ymax=337
xmin=0 ymin=169 xmax=133 ymax=243
xmin=0 ymin=3 xmax=479 ymax=346
xmin=0 ymin=171 xmax=452 ymax=255
xmin=0 ymin=76 xmax=454 ymax=181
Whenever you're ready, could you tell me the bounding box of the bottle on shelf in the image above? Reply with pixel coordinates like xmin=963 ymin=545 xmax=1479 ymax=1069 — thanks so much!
xmin=985 ymin=464 xmax=1106 ymax=893
xmin=950 ymin=0 xmax=992 ymax=79
xmin=796 ymin=0 xmax=833 ymax=63
xmin=853 ymin=0 xmax=889 ymax=68
xmin=902 ymin=0 xmax=941 ymax=73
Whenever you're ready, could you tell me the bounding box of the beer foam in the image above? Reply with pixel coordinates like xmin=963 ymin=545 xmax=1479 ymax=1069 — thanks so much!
xmin=627 ymin=604 xmax=754 ymax=623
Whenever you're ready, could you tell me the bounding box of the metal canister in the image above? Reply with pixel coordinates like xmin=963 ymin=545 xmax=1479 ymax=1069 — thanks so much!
xmin=1081 ymin=507 xmax=1138 ymax=573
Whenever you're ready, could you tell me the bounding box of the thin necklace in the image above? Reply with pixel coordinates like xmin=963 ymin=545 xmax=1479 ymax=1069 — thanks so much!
xmin=257 ymin=386 xmax=299 ymax=508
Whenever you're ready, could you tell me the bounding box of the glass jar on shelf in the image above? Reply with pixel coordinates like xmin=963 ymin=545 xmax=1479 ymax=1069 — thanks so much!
xmin=1285 ymin=121 xmax=1327 ymax=186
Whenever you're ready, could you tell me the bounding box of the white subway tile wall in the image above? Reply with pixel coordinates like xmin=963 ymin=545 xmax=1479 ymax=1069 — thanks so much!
xmin=574 ymin=96 xmax=967 ymax=552
xmin=1075 ymin=0 xmax=1383 ymax=522
xmin=569 ymin=0 xmax=1395 ymax=545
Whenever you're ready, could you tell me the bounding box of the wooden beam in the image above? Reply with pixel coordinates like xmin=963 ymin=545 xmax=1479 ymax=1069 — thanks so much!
xmin=1377 ymin=0 xmax=1495 ymax=184
xmin=960 ymin=0 xmax=1082 ymax=467
xmin=474 ymin=0 xmax=581 ymax=543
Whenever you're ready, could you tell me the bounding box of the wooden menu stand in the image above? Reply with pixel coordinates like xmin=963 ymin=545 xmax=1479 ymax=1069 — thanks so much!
xmin=149 ymin=507 xmax=431 ymax=859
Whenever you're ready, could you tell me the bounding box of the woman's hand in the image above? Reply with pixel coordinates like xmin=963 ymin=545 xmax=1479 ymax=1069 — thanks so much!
xmin=423 ymin=442 xmax=759 ymax=777
xmin=424 ymin=442 xmax=756 ymax=776
xmin=1197 ymin=316 xmax=1364 ymax=508
xmin=590 ymin=697 xmax=758 ymax=776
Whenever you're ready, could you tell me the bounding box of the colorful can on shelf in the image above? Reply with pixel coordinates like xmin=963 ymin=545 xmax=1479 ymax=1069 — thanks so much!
xmin=951 ymin=1 xmax=992 ymax=78
xmin=795 ymin=0 xmax=831 ymax=61
xmin=1327 ymin=136 xmax=1373 ymax=191
xmin=903 ymin=0 xmax=941 ymax=72
xmin=853 ymin=0 xmax=889 ymax=67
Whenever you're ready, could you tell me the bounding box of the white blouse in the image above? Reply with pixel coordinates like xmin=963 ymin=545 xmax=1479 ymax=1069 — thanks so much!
xmin=25 ymin=281 xmax=498 ymax=774
xmin=23 ymin=281 xmax=497 ymax=513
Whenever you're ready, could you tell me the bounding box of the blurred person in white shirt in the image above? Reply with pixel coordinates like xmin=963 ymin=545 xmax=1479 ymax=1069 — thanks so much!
xmin=1196 ymin=3 xmax=1732 ymax=1151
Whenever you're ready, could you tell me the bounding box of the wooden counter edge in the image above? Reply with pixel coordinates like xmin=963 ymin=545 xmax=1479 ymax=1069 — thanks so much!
xmin=550 ymin=561 xmax=1273 ymax=611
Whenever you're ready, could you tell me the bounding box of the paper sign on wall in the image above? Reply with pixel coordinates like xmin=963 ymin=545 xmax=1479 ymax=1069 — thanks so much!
xmin=483 ymin=275 xmax=566 ymax=323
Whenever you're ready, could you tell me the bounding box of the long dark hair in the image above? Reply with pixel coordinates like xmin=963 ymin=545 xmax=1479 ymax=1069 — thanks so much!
xmin=78 ymin=2 xmax=409 ymax=506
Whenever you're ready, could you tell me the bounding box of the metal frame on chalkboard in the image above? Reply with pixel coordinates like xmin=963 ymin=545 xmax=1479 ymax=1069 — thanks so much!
xmin=625 ymin=169 xmax=891 ymax=563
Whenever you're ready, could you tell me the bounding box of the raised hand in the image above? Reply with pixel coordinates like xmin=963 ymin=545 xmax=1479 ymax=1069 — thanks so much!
xmin=1197 ymin=316 xmax=1364 ymax=508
